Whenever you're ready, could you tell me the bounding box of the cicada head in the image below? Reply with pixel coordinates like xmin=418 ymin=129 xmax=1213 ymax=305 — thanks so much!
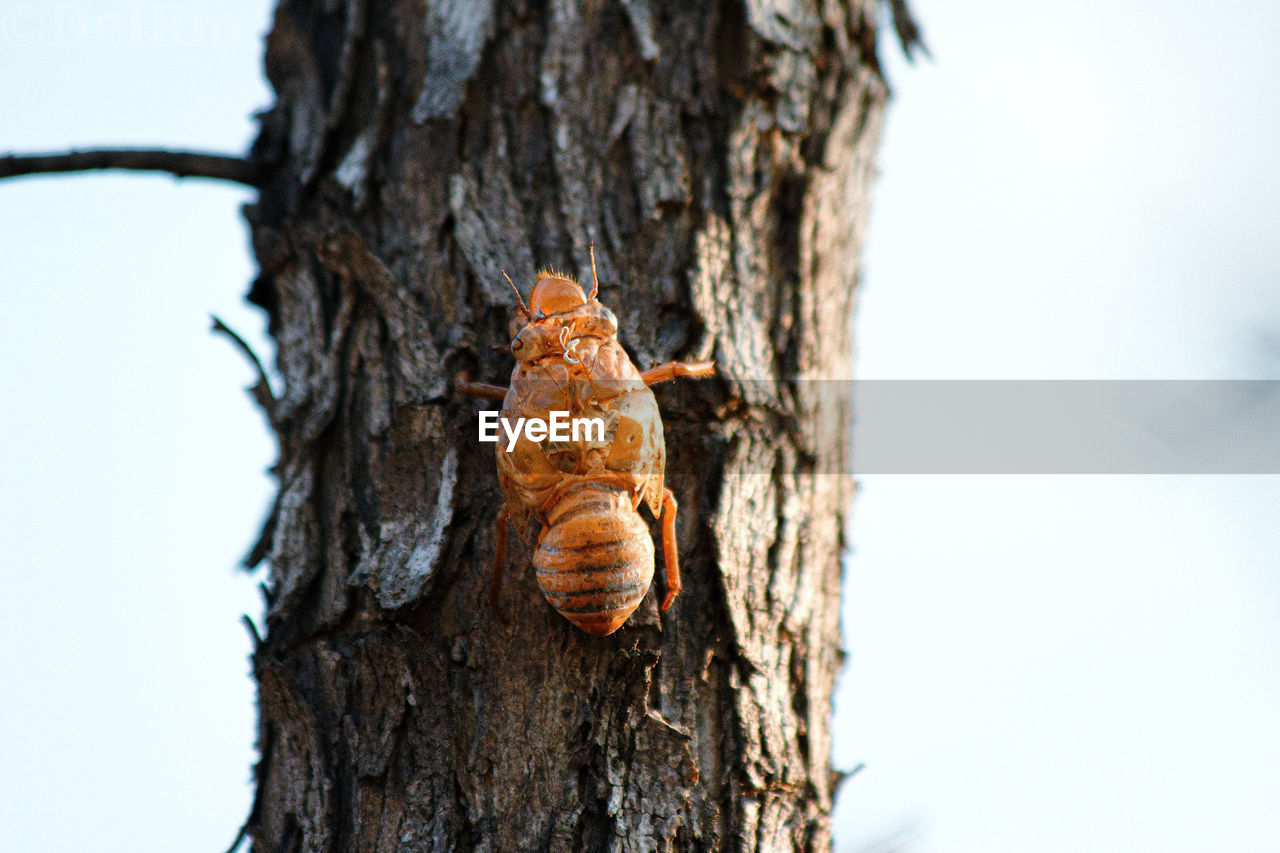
xmin=529 ymin=242 xmax=602 ymax=312
xmin=529 ymin=271 xmax=588 ymax=316
xmin=503 ymin=247 xmax=618 ymax=364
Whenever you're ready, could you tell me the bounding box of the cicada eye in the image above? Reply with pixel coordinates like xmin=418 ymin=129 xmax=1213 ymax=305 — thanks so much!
xmin=511 ymin=338 xmax=524 ymax=353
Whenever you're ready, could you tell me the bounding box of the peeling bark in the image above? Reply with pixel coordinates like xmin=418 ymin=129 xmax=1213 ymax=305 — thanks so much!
xmin=242 ymin=0 xmax=886 ymax=850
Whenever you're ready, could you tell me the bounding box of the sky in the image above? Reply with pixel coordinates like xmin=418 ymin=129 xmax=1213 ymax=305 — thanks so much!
xmin=0 ymin=4 xmax=274 ymax=851
xmin=1 ymin=2 xmax=1277 ymax=852
xmin=836 ymin=1 xmax=1280 ymax=850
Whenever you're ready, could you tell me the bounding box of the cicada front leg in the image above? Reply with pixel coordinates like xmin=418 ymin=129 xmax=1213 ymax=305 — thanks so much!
xmin=640 ymin=361 xmax=716 ymax=386
xmin=455 ymin=371 xmax=508 ymax=401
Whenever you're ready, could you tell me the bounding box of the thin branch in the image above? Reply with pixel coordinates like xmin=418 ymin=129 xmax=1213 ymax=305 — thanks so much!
xmin=0 ymin=148 xmax=263 ymax=187
xmin=887 ymin=0 xmax=931 ymax=62
xmin=222 ymin=718 xmax=275 ymax=853
xmin=211 ymin=315 xmax=277 ymax=419
xmin=240 ymin=614 xmax=263 ymax=649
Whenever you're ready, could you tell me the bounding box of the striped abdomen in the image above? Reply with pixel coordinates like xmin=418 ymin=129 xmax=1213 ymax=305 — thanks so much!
xmin=533 ymin=485 xmax=654 ymax=636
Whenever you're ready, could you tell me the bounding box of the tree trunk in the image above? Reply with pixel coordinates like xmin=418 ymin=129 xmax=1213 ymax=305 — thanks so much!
xmin=241 ymin=0 xmax=886 ymax=850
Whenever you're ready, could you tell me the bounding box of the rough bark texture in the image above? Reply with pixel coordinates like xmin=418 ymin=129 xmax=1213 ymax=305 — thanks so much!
xmin=241 ymin=0 xmax=885 ymax=850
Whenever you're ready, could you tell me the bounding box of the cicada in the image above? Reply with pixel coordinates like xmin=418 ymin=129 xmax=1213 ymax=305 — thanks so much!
xmin=457 ymin=248 xmax=714 ymax=635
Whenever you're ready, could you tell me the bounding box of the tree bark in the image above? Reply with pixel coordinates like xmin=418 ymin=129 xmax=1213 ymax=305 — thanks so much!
xmin=241 ymin=0 xmax=886 ymax=850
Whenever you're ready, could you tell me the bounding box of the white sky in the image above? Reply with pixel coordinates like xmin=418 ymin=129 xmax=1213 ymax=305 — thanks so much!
xmin=837 ymin=1 xmax=1280 ymax=851
xmin=0 ymin=5 xmax=273 ymax=851
xmin=1 ymin=2 xmax=1277 ymax=852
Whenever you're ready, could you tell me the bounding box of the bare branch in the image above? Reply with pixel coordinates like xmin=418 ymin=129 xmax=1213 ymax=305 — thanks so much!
xmin=888 ymin=0 xmax=931 ymax=62
xmin=0 ymin=148 xmax=262 ymax=186
xmin=240 ymin=614 xmax=263 ymax=649
xmin=211 ymin=315 xmax=277 ymax=419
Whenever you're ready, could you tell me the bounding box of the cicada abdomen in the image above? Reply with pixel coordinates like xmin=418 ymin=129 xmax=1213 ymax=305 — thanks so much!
xmin=532 ymin=484 xmax=655 ymax=635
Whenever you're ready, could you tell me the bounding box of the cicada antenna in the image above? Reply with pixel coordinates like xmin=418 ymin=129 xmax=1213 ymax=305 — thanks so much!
xmin=501 ymin=269 xmax=531 ymax=317
xmin=588 ymin=243 xmax=599 ymax=302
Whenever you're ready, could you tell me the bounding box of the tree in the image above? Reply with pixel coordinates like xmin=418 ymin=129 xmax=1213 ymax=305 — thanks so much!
xmin=3 ymin=1 xmax=921 ymax=849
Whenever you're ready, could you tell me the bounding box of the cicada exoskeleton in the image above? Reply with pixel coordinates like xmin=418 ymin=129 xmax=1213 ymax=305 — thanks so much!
xmin=457 ymin=248 xmax=714 ymax=635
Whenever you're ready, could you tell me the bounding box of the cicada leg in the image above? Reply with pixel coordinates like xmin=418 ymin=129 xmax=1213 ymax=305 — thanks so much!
xmin=455 ymin=371 xmax=508 ymax=401
xmin=489 ymin=507 xmax=511 ymax=622
xmin=659 ymin=488 xmax=681 ymax=611
xmin=640 ymin=361 xmax=716 ymax=386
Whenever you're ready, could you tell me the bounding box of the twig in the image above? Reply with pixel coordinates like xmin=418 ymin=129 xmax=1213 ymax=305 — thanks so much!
xmin=211 ymin=315 xmax=277 ymax=419
xmin=222 ymin=822 xmax=250 ymax=853
xmin=0 ymin=148 xmax=262 ymax=187
xmin=222 ymin=721 xmax=275 ymax=853
xmin=241 ymin=614 xmax=263 ymax=649
xmin=887 ymin=0 xmax=931 ymax=62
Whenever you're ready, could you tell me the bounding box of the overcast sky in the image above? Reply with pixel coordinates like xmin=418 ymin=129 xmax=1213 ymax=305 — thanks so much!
xmin=1 ymin=2 xmax=1277 ymax=852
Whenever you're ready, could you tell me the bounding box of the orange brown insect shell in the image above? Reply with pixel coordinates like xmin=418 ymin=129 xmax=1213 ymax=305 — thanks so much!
xmin=528 ymin=271 xmax=587 ymax=316
xmin=459 ymin=257 xmax=714 ymax=635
